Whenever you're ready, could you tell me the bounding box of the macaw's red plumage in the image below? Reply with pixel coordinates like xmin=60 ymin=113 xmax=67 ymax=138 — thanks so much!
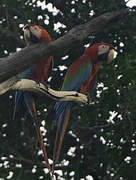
xmin=23 ymin=24 xmax=52 ymax=82
xmin=52 ymin=43 xmax=115 ymax=175
xmin=13 ymin=24 xmax=52 ymax=173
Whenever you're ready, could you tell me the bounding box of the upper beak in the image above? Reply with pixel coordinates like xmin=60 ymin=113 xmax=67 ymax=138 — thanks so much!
xmin=23 ymin=25 xmax=31 ymax=43
xmin=23 ymin=24 xmax=29 ymax=31
xmin=107 ymin=49 xmax=115 ymax=63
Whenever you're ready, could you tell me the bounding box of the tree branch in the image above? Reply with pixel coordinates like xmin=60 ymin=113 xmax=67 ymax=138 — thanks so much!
xmin=0 ymin=9 xmax=129 ymax=83
xmin=0 ymin=77 xmax=94 ymax=104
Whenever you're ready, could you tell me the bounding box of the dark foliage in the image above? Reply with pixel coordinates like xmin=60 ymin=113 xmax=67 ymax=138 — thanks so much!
xmin=0 ymin=0 xmax=136 ymax=180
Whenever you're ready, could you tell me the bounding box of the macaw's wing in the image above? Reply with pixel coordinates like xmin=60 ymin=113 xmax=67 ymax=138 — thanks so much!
xmin=21 ymin=56 xmax=52 ymax=82
xmin=52 ymin=103 xmax=71 ymax=176
xmin=80 ymin=62 xmax=101 ymax=93
xmin=13 ymin=91 xmax=35 ymax=120
xmin=13 ymin=65 xmax=35 ymax=120
xmin=61 ymin=55 xmax=93 ymax=92
xmin=12 ymin=91 xmax=24 ymax=120
xmin=21 ymin=66 xmax=35 ymax=79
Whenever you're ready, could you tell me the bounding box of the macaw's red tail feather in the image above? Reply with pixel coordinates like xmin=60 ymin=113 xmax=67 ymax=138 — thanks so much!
xmin=52 ymin=108 xmax=70 ymax=176
xmin=30 ymin=100 xmax=51 ymax=173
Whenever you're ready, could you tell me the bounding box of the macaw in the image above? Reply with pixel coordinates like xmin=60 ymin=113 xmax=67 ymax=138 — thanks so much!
xmin=13 ymin=24 xmax=52 ymax=172
xmin=52 ymin=42 xmax=115 ymax=174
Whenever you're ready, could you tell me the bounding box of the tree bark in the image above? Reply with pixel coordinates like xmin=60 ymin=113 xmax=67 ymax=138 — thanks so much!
xmin=0 ymin=9 xmax=129 ymax=83
xmin=0 ymin=78 xmax=94 ymax=105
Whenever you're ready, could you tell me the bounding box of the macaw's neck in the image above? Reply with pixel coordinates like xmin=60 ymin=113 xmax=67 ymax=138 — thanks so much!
xmin=84 ymin=46 xmax=99 ymax=64
xmin=40 ymin=30 xmax=52 ymax=42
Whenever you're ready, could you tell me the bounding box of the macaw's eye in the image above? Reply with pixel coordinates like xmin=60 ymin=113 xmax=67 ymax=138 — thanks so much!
xmin=34 ymin=26 xmax=38 ymax=30
xmin=102 ymin=45 xmax=106 ymax=48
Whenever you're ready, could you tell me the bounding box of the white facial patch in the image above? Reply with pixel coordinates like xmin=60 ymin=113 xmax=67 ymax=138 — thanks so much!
xmin=98 ymin=45 xmax=109 ymax=56
xmin=24 ymin=28 xmax=30 ymax=43
xmin=29 ymin=25 xmax=42 ymax=39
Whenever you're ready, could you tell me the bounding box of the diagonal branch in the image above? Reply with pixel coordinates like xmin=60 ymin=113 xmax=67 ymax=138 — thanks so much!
xmin=0 ymin=9 xmax=129 ymax=83
xmin=0 ymin=77 xmax=93 ymax=104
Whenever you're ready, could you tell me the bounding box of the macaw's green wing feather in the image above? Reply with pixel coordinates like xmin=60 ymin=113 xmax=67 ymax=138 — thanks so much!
xmin=61 ymin=55 xmax=92 ymax=91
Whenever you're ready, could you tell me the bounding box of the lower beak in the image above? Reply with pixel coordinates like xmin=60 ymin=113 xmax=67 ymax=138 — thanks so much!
xmin=107 ymin=49 xmax=115 ymax=63
xmin=24 ymin=29 xmax=30 ymax=39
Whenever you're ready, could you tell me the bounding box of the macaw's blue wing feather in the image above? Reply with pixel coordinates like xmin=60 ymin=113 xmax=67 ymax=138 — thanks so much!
xmin=13 ymin=92 xmax=35 ymax=120
xmin=52 ymin=103 xmax=71 ymax=176
xmin=12 ymin=91 xmax=24 ymax=120
xmin=13 ymin=66 xmax=35 ymax=119
xmin=54 ymin=102 xmax=69 ymax=120
xmin=21 ymin=66 xmax=35 ymax=79
xmin=23 ymin=92 xmax=35 ymax=117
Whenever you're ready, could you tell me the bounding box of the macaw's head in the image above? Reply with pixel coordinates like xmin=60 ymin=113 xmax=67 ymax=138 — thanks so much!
xmin=23 ymin=24 xmax=51 ymax=45
xmin=85 ymin=43 xmax=115 ymax=64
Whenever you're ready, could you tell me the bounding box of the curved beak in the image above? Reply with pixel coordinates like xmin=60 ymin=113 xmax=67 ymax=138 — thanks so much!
xmin=24 ymin=30 xmax=30 ymax=38
xmin=23 ymin=24 xmax=29 ymax=30
xmin=23 ymin=25 xmax=31 ymax=45
xmin=107 ymin=49 xmax=115 ymax=63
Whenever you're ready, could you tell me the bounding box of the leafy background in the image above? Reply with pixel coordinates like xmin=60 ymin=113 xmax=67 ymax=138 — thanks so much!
xmin=0 ymin=0 xmax=136 ymax=180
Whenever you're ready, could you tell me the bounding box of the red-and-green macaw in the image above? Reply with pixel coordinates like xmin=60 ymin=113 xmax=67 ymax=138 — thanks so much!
xmin=13 ymin=24 xmax=52 ymax=172
xmin=52 ymin=43 xmax=115 ymax=174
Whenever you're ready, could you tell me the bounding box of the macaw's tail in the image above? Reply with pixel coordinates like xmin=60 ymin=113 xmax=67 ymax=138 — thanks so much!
xmin=52 ymin=102 xmax=71 ymax=177
xmin=13 ymin=91 xmax=51 ymax=173
xmin=29 ymin=99 xmax=51 ymax=173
